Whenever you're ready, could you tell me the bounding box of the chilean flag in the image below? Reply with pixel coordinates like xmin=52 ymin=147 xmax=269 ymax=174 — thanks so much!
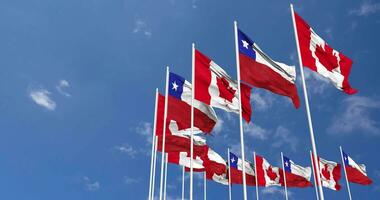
xmin=238 ymin=29 xmax=300 ymax=108
xmin=194 ymin=49 xmax=252 ymax=122
xmin=155 ymin=72 xmax=218 ymax=135
xmin=255 ymin=154 xmax=282 ymax=186
xmin=294 ymin=12 xmax=357 ymax=95
xmin=342 ymin=150 xmax=373 ymax=185
xmin=282 ymin=155 xmax=312 ymax=187
xmin=229 ymin=152 xmax=256 ymax=186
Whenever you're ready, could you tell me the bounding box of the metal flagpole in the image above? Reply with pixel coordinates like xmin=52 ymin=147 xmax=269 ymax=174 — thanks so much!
xmin=310 ymin=151 xmax=320 ymax=200
xmin=340 ymin=146 xmax=353 ymax=200
xmin=159 ymin=67 xmax=170 ymax=200
xmin=290 ymin=4 xmax=324 ymax=200
xmin=253 ymin=151 xmax=259 ymax=200
xmin=281 ymin=152 xmax=289 ymax=200
xmin=182 ymin=166 xmax=185 ymax=200
xmin=149 ymin=89 xmax=159 ymax=200
xmin=164 ymin=154 xmax=168 ymax=200
xmin=152 ymin=135 xmax=158 ymax=200
xmin=204 ymin=172 xmax=207 ymax=200
xmin=190 ymin=43 xmax=195 ymax=200
xmin=228 ymin=148 xmax=232 ymax=200
xmin=233 ymin=20 xmax=248 ymax=200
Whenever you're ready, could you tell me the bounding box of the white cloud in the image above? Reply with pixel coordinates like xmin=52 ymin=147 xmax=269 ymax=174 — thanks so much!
xmin=29 ymin=88 xmax=56 ymax=111
xmin=350 ymin=1 xmax=380 ymax=16
xmin=303 ymin=69 xmax=330 ymax=95
xmin=213 ymin=118 xmax=224 ymax=135
xmin=115 ymin=143 xmax=138 ymax=158
xmin=272 ymin=126 xmax=299 ymax=152
xmin=191 ymin=0 xmax=198 ymax=8
xmin=261 ymin=187 xmax=292 ymax=197
xmin=136 ymin=122 xmax=153 ymax=143
xmin=56 ymin=79 xmax=71 ymax=97
xmin=83 ymin=176 xmax=100 ymax=191
xmin=124 ymin=177 xmax=141 ymax=184
xmin=244 ymin=122 xmax=269 ymax=140
xmin=328 ymin=96 xmax=380 ymax=135
xmin=133 ymin=19 xmax=152 ymax=37
xmin=251 ymin=91 xmax=275 ymax=111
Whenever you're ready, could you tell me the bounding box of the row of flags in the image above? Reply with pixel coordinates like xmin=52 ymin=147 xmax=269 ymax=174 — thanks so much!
xmin=148 ymin=4 xmax=370 ymax=200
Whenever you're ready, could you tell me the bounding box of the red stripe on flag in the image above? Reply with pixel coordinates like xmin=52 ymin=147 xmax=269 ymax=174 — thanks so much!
xmin=195 ymin=49 xmax=212 ymax=105
xmin=239 ymin=54 xmax=300 ymax=108
xmin=345 ymin=166 xmax=373 ymax=185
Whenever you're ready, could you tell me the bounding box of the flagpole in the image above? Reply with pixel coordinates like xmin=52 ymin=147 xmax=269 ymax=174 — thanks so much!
xmin=281 ymin=152 xmax=289 ymax=200
xmin=152 ymin=135 xmax=158 ymax=200
xmin=228 ymin=148 xmax=232 ymax=200
xmin=149 ymin=89 xmax=159 ymax=200
xmin=204 ymin=172 xmax=207 ymax=200
xmin=234 ymin=20 xmax=248 ymax=200
xmin=190 ymin=42 xmax=195 ymax=200
xmin=310 ymin=150 xmax=319 ymax=200
xmin=182 ymin=166 xmax=185 ymax=200
xmin=253 ymin=151 xmax=259 ymax=200
xmin=340 ymin=146 xmax=353 ymax=200
xmin=290 ymin=4 xmax=324 ymax=200
xmin=164 ymin=153 xmax=168 ymax=200
xmin=159 ymin=66 xmax=170 ymax=200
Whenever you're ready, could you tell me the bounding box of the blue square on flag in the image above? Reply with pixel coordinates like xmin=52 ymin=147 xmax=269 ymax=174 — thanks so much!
xmin=229 ymin=152 xmax=238 ymax=169
xmin=342 ymin=151 xmax=349 ymax=166
xmin=168 ymin=72 xmax=185 ymax=100
xmin=238 ymin=29 xmax=256 ymax=60
xmin=283 ymin=155 xmax=291 ymax=173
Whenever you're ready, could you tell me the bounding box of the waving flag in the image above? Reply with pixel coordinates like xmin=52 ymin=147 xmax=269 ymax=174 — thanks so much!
xmin=238 ymin=29 xmax=300 ymax=108
xmin=294 ymin=12 xmax=357 ymax=94
xmin=255 ymin=154 xmax=282 ymax=186
xmin=168 ymin=151 xmax=205 ymax=171
xmin=314 ymin=157 xmax=342 ymax=190
xmin=282 ymin=155 xmax=312 ymax=187
xmin=229 ymin=152 xmax=256 ymax=185
xmin=342 ymin=150 xmax=373 ymax=185
xmin=194 ymin=49 xmax=252 ymax=122
xmin=156 ymin=81 xmax=217 ymax=135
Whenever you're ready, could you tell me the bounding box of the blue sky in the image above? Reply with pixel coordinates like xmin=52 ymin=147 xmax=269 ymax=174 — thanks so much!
xmin=0 ymin=0 xmax=379 ymax=199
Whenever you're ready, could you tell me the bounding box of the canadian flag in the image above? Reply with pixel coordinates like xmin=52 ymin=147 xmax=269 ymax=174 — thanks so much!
xmin=195 ymin=49 xmax=252 ymax=122
xmin=294 ymin=11 xmax=357 ymax=95
xmin=342 ymin=150 xmax=373 ymax=185
xmin=255 ymin=154 xmax=282 ymax=186
xmin=314 ymin=157 xmax=342 ymax=191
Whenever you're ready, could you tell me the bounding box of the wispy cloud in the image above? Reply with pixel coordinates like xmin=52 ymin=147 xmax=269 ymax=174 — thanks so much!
xmin=83 ymin=176 xmax=100 ymax=191
xmin=136 ymin=122 xmax=153 ymax=143
xmin=191 ymin=0 xmax=198 ymax=9
xmin=133 ymin=19 xmax=152 ymax=37
xmin=251 ymin=91 xmax=275 ymax=111
xmin=350 ymin=1 xmax=380 ymax=16
xmin=213 ymin=118 xmax=224 ymax=135
xmin=29 ymin=88 xmax=56 ymax=111
xmin=56 ymin=79 xmax=71 ymax=97
xmin=272 ymin=126 xmax=299 ymax=152
xmin=303 ymin=69 xmax=330 ymax=95
xmin=261 ymin=187 xmax=293 ymax=197
xmin=244 ymin=122 xmax=269 ymax=140
xmin=328 ymin=96 xmax=380 ymax=135
xmin=114 ymin=143 xmax=138 ymax=158
xmin=124 ymin=177 xmax=141 ymax=184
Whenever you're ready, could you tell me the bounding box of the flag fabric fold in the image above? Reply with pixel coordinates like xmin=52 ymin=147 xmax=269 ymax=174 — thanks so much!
xmin=238 ymin=29 xmax=301 ymax=108
xmin=282 ymin=155 xmax=313 ymax=187
xmin=294 ymin=12 xmax=357 ymax=95
xmin=229 ymin=152 xmax=256 ymax=185
xmin=194 ymin=49 xmax=252 ymax=122
xmin=342 ymin=150 xmax=373 ymax=185
xmin=313 ymin=156 xmax=342 ymax=191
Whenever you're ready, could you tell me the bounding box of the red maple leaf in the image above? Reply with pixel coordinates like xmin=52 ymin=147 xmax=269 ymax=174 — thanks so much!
xmin=266 ymin=166 xmax=278 ymax=181
xmin=216 ymin=77 xmax=236 ymax=103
